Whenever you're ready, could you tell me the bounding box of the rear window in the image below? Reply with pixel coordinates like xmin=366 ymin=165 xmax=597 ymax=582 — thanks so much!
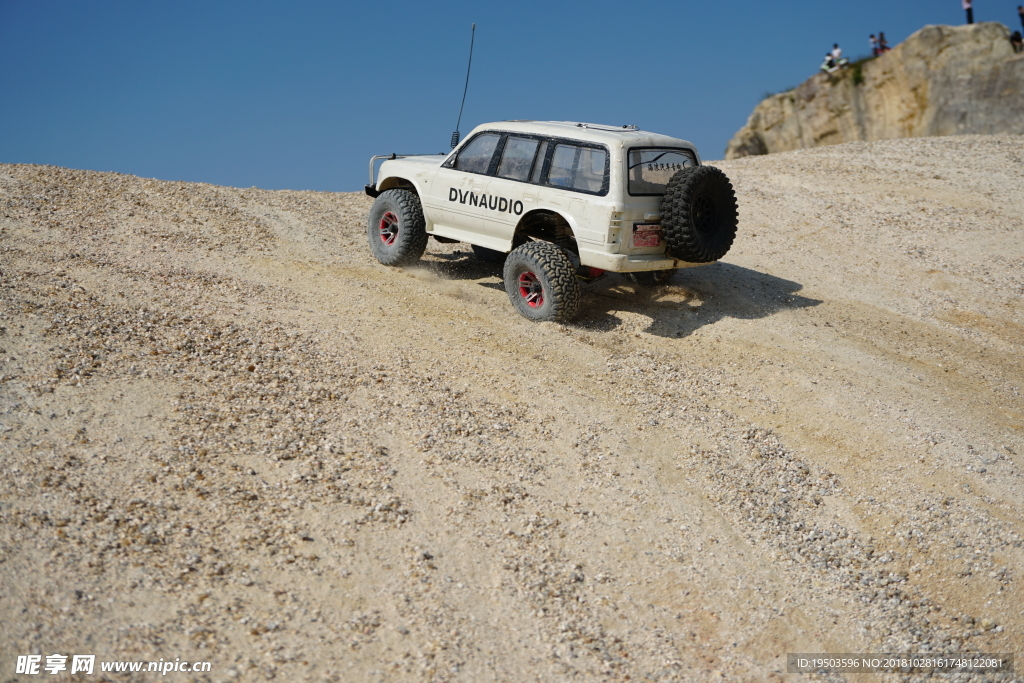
xmin=546 ymin=144 xmax=607 ymax=194
xmin=627 ymin=148 xmax=697 ymax=195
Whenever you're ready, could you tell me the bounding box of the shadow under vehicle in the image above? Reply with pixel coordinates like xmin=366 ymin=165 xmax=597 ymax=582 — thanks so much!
xmin=418 ymin=252 xmax=820 ymax=338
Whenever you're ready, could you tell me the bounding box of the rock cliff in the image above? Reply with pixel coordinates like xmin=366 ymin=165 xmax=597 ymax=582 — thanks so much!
xmin=725 ymin=23 xmax=1024 ymax=159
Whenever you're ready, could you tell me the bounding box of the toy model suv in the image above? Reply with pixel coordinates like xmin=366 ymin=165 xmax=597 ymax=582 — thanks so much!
xmin=365 ymin=121 xmax=738 ymax=322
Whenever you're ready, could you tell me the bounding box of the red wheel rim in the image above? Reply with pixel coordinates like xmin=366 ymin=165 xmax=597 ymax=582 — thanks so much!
xmin=517 ymin=271 xmax=544 ymax=308
xmin=379 ymin=211 xmax=399 ymax=245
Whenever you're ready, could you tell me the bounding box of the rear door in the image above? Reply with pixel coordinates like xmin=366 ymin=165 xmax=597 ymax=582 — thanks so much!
xmin=536 ymin=141 xmax=610 ymax=248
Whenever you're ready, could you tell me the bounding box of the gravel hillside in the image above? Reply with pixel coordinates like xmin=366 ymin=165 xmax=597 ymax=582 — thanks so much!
xmin=2 ymin=135 xmax=1022 ymax=682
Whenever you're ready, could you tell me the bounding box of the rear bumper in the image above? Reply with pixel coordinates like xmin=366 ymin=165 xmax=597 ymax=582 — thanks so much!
xmin=579 ymin=250 xmax=712 ymax=272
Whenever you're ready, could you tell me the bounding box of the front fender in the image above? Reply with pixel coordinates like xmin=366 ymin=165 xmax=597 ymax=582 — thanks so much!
xmin=376 ymin=176 xmax=421 ymax=195
xmin=367 ymin=155 xmax=444 ymax=197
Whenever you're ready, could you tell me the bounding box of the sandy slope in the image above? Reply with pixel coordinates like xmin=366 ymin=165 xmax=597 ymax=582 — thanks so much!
xmin=1 ymin=135 xmax=1022 ymax=682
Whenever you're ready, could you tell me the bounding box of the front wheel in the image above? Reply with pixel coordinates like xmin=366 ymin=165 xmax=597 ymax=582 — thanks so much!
xmin=502 ymin=242 xmax=581 ymax=322
xmin=366 ymin=189 xmax=428 ymax=267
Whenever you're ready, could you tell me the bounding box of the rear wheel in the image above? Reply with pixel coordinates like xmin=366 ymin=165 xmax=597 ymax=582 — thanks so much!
xmin=366 ymin=189 xmax=428 ymax=267
xmin=502 ymin=242 xmax=580 ymax=322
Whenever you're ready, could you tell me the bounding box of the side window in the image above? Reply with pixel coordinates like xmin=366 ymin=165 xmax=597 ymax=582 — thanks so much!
xmin=547 ymin=145 xmax=575 ymax=187
xmin=546 ymin=144 xmax=607 ymax=193
xmin=453 ymin=133 xmax=500 ymax=174
xmin=496 ymin=137 xmax=540 ymax=181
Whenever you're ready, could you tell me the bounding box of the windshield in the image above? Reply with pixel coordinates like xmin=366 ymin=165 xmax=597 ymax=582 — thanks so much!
xmin=627 ymin=148 xmax=697 ymax=195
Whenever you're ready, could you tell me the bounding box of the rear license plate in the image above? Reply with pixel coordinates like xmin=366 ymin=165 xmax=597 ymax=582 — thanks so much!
xmin=633 ymin=224 xmax=662 ymax=247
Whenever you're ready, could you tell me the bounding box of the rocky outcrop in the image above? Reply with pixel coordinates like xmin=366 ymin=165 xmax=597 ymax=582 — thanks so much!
xmin=725 ymin=23 xmax=1024 ymax=159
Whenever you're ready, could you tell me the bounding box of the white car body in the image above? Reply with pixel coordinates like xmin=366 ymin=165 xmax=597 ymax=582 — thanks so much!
xmin=367 ymin=121 xmax=711 ymax=273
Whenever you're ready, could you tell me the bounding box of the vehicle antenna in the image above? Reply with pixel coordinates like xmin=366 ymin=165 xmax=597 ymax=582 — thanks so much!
xmin=451 ymin=23 xmax=476 ymax=149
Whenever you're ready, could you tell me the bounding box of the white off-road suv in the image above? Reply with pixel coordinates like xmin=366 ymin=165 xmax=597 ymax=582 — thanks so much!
xmin=365 ymin=121 xmax=738 ymax=322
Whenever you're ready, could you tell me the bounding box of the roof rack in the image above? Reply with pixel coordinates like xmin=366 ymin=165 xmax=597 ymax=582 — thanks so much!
xmin=575 ymin=123 xmax=639 ymax=132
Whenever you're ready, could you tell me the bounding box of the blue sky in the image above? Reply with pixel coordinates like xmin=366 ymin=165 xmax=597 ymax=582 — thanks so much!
xmin=0 ymin=1 xmax=1014 ymax=191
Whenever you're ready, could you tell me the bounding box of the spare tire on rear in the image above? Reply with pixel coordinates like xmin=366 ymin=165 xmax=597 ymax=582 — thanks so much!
xmin=661 ymin=166 xmax=738 ymax=263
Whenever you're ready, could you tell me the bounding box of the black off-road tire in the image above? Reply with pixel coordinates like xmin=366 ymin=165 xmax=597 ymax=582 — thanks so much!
xmin=503 ymin=242 xmax=581 ymax=323
xmin=628 ymin=269 xmax=676 ymax=287
xmin=366 ymin=189 xmax=428 ymax=267
xmin=661 ymin=166 xmax=738 ymax=262
xmin=471 ymin=244 xmax=506 ymax=264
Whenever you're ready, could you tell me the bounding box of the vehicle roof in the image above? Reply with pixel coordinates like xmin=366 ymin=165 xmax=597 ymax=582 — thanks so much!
xmin=467 ymin=121 xmax=697 ymax=150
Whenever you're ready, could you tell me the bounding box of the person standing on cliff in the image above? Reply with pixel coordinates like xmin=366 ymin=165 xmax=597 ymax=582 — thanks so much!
xmin=878 ymin=32 xmax=890 ymax=52
xmin=870 ymin=34 xmax=880 ymax=56
xmin=962 ymin=0 xmax=974 ymax=24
